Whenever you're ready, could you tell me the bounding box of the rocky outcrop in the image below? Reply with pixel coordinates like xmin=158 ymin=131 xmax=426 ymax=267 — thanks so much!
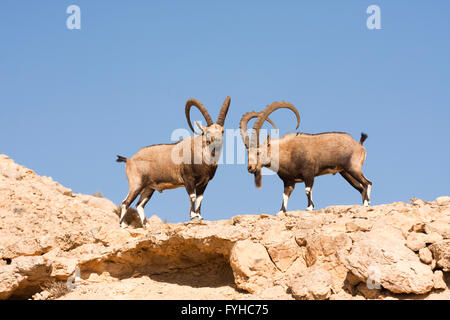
xmin=0 ymin=155 xmax=449 ymax=300
xmin=345 ymin=232 xmax=434 ymax=294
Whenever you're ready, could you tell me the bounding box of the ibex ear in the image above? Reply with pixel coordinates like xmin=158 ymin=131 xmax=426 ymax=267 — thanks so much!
xmin=195 ymin=121 xmax=206 ymax=134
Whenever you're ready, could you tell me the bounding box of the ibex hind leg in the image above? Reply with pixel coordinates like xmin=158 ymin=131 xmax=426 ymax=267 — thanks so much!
xmin=346 ymin=169 xmax=371 ymax=207
xmin=120 ymin=186 xmax=144 ymax=228
xmin=136 ymin=188 xmax=155 ymax=227
xmin=362 ymin=173 xmax=372 ymax=205
xmin=340 ymin=171 xmax=365 ymax=203
xmin=304 ymin=178 xmax=315 ymax=211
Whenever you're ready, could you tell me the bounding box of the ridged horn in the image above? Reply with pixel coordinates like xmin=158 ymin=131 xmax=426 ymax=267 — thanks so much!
xmin=240 ymin=111 xmax=278 ymax=149
xmin=185 ymin=98 xmax=214 ymax=133
xmin=251 ymin=101 xmax=300 ymax=147
xmin=216 ymin=96 xmax=231 ymax=126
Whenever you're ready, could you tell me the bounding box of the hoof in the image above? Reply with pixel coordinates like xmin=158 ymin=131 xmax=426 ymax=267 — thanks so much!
xmin=276 ymin=211 xmax=286 ymax=217
xmin=120 ymin=222 xmax=127 ymax=229
xmin=190 ymin=216 xmax=203 ymax=222
xmin=306 ymin=206 xmax=314 ymax=212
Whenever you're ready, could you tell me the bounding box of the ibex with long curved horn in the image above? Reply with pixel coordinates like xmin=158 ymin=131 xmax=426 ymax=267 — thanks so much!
xmin=240 ymin=101 xmax=372 ymax=213
xmin=116 ymin=97 xmax=231 ymax=227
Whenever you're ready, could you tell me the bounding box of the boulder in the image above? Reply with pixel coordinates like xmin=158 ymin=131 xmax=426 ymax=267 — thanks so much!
xmin=345 ymin=233 xmax=434 ymax=294
xmin=261 ymin=229 xmax=300 ymax=272
xmin=432 ymin=270 xmax=447 ymax=290
xmin=428 ymin=240 xmax=450 ymax=271
xmin=289 ymin=266 xmax=332 ymax=300
xmin=304 ymin=232 xmax=352 ymax=292
xmin=229 ymin=240 xmax=279 ymax=293
xmin=418 ymin=247 xmax=433 ymax=264
xmin=406 ymin=232 xmax=427 ymax=251
xmin=435 ymin=196 xmax=450 ymax=206
xmin=425 ymin=218 xmax=450 ymax=239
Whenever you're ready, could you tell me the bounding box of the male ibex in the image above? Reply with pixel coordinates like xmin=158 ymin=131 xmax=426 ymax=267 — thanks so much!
xmin=116 ymin=97 xmax=230 ymax=227
xmin=240 ymin=101 xmax=372 ymax=212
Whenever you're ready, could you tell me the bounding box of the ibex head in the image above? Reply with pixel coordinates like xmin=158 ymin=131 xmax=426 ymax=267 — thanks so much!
xmin=185 ymin=96 xmax=231 ymax=150
xmin=240 ymin=101 xmax=300 ymax=188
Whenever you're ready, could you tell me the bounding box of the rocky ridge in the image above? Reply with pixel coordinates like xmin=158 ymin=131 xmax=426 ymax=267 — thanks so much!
xmin=0 ymin=154 xmax=448 ymax=300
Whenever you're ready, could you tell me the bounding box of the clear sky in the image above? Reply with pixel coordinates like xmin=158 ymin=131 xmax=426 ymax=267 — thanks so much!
xmin=1 ymin=1 xmax=449 ymax=222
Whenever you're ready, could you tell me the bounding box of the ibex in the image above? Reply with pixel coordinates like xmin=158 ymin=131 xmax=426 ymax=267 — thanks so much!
xmin=240 ymin=101 xmax=372 ymax=213
xmin=116 ymin=97 xmax=230 ymax=227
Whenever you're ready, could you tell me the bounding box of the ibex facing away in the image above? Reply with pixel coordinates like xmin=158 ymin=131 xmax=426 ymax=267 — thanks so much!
xmin=240 ymin=101 xmax=372 ymax=213
xmin=116 ymin=97 xmax=230 ymax=227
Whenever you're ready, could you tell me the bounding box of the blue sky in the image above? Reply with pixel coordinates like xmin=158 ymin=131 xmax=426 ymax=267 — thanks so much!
xmin=1 ymin=1 xmax=449 ymax=222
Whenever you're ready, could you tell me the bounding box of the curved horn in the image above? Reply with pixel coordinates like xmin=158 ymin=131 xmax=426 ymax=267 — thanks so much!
xmin=185 ymin=98 xmax=214 ymax=133
xmin=251 ymin=101 xmax=300 ymax=147
xmin=239 ymin=111 xmax=278 ymax=149
xmin=216 ymin=96 xmax=231 ymax=126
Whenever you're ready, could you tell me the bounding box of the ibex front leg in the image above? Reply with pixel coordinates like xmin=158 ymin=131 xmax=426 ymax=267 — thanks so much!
xmin=279 ymin=180 xmax=295 ymax=214
xmin=304 ymin=177 xmax=315 ymax=211
xmin=193 ymin=183 xmax=208 ymax=221
xmin=185 ymin=182 xmax=201 ymax=221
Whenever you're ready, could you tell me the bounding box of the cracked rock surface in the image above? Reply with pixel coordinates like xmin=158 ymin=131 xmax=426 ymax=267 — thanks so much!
xmin=0 ymin=154 xmax=449 ymax=300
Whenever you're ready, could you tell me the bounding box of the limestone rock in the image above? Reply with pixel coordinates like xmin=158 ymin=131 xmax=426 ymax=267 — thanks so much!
xmin=435 ymin=196 xmax=450 ymax=206
xmin=252 ymin=285 xmax=293 ymax=300
xmin=146 ymin=215 xmax=163 ymax=225
xmin=419 ymin=247 xmax=433 ymax=264
xmin=429 ymin=240 xmax=450 ymax=271
xmin=357 ymin=282 xmax=381 ymax=299
xmin=76 ymin=194 xmax=116 ymax=213
xmin=432 ymin=270 xmax=447 ymax=290
xmin=261 ymin=228 xmax=300 ymax=272
xmin=345 ymin=233 xmax=434 ymax=294
xmin=0 ymin=256 xmax=52 ymax=300
xmin=289 ymin=266 xmax=332 ymax=300
xmin=304 ymin=232 xmax=352 ymax=292
xmin=229 ymin=240 xmax=279 ymax=293
xmin=305 ymin=233 xmax=352 ymax=267
xmin=425 ymin=218 xmax=450 ymax=239
xmin=406 ymin=232 xmax=428 ymax=252
xmin=425 ymin=232 xmax=444 ymax=244
xmin=345 ymin=219 xmax=373 ymax=232
xmin=345 ymin=271 xmax=362 ymax=286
